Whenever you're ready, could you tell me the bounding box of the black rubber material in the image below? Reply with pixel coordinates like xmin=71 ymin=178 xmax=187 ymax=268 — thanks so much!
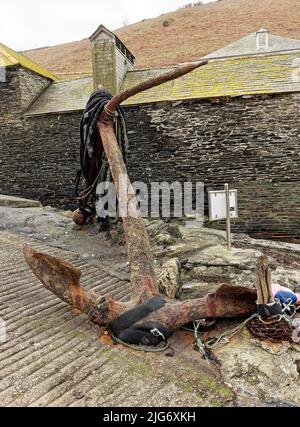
xmin=257 ymin=302 xmax=282 ymax=320
xmin=130 ymin=322 xmax=173 ymax=338
xmin=118 ymin=322 xmax=173 ymax=346
xmin=109 ymin=296 xmax=166 ymax=336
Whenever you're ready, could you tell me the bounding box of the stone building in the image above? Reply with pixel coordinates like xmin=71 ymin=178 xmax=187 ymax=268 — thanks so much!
xmin=0 ymin=26 xmax=300 ymax=238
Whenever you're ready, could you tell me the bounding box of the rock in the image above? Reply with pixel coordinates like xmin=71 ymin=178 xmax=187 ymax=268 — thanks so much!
xmin=153 ymin=241 xmax=206 ymax=259
xmin=181 ymin=281 xmax=222 ymax=299
xmin=215 ymin=330 xmax=300 ymax=406
xmin=108 ymin=222 xmax=125 ymax=245
xmin=185 ymin=245 xmax=262 ymax=270
xmin=155 ymin=258 xmax=181 ymax=299
xmin=180 ymin=224 xmax=227 ymax=245
xmin=149 ymin=222 xmax=300 ymax=297
xmin=181 ymin=245 xmax=263 ymax=292
xmin=144 ymin=219 xmax=175 ymax=247
xmin=272 ymin=266 xmax=300 ymax=290
xmin=144 ymin=219 xmax=168 ymax=237
xmin=0 ymin=194 xmax=41 ymax=208
xmin=166 ymin=223 xmax=182 ymax=239
xmin=109 ymin=229 xmax=120 ymax=244
xmin=155 ymin=232 xmax=174 ymax=246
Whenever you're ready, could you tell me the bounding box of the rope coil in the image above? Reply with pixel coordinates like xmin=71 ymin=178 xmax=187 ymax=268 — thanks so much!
xmin=110 ymin=331 xmax=170 ymax=353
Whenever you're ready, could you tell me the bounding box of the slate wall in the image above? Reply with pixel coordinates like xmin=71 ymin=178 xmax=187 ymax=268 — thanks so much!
xmin=19 ymin=68 xmax=51 ymax=111
xmin=1 ymin=89 xmax=299 ymax=237
xmin=0 ymin=66 xmax=24 ymax=195
xmin=0 ymin=112 xmax=81 ymax=210
xmin=124 ymin=94 xmax=300 ymax=237
xmin=0 ymin=66 xmax=21 ymax=132
xmin=0 ymin=67 xmax=79 ymax=209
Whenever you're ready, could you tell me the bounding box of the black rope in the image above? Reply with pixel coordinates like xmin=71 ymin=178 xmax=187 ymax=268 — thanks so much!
xmin=76 ymin=88 xmax=128 ymax=225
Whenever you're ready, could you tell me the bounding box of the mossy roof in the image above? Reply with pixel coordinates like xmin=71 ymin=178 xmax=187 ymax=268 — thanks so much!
xmin=25 ymin=51 xmax=300 ymax=116
xmin=121 ymin=52 xmax=300 ymax=106
xmin=26 ymin=77 xmax=93 ymax=115
xmin=0 ymin=42 xmax=57 ymax=81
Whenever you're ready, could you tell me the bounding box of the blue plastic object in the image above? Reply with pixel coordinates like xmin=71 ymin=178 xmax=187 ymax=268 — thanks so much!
xmin=275 ymin=290 xmax=297 ymax=305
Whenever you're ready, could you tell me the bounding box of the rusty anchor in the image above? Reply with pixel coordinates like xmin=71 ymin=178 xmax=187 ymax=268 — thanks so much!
xmin=23 ymin=59 xmax=259 ymax=338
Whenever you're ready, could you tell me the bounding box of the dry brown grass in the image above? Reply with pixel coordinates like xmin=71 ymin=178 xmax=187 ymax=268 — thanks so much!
xmin=24 ymin=0 xmax=300 ymax=76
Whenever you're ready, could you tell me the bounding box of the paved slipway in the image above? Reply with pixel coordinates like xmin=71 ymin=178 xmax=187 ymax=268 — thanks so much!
xmin=0 ymin=204 xmax=235 ymax=407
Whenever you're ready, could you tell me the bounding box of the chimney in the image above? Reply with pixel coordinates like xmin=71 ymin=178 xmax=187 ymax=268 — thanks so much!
xmin=256 ymin=28 xmax=269 ymax=50
xmin=90 ymin=25 xmax=135 ymax=94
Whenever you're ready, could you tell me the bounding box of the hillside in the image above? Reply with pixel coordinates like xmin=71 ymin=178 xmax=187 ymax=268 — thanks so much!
xmin=24 ymin=0 xmax=300 ymax=77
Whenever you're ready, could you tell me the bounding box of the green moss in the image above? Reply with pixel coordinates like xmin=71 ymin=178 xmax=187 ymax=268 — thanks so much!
xmin=125 ymin=358 xmax=157 ymax=377
xmin=100 ymin=344 xmax=234 ymax=405
xmin=0 ymin=41 xmax=57 ymax=80
xmin=121 ymin=53 xmax=300 ymax=106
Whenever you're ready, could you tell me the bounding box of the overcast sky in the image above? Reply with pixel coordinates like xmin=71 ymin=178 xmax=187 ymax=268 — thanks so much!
xmin=1 ymin=0 xmax=216 ymax=51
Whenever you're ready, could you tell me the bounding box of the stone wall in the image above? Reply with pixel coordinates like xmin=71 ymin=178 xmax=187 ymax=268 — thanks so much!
xmin=19 ymin=68 xmax=51 ymax=111
xmin=0 ymin=68 xmax=80 ymax=209
xmin=0 ymin=66 xmax=21 ymax=130
xmin=16 ymin=113 xmax=80 ymax=209
xmin=0 ymin=88 xmax=299 ymax=237
xmin=124 ymin=94 xmax=300 ymax=237
xmin=0 ymin=66 xmax=23 ymax=191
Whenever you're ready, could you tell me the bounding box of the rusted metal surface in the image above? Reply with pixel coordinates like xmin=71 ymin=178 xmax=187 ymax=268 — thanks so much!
xmin=23 ymin=244 xmax=96 ymax=315
xmin=247 ymin=317 xmax=294 ymax=343
xmin=72 ymin=209 xmax=88 ymax=226
xmin=24 ymin=242 xmax=257 ymax=329
xmin=97 ymin=118 xmax=160 ymax=302
xmin=23 ymin=245 xmax=135 ymax=326
xmin=96 ymin=61 xmax=208 ymax=303
xmin=142 ymin=285 xmax=257 ymax=330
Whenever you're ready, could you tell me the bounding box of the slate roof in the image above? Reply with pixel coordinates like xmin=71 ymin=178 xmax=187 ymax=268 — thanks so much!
xmin=25 ymin=51 xmax=300 ymax=115
xmin=203 ymin=31 xmax=300 ymax=60
xmin=0 ymin=42 xmax=57 ymax=81
xmin=121 ymin=52 xmax=300 ymax=106
xmin=26 ymin=77 xmax=93 ymax=116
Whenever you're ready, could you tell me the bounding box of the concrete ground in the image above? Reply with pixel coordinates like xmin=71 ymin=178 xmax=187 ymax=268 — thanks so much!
xmin=0 ymin=202 xmax=234 ymax=407
xmin=1 ymin=199 xmax=299 ymax=407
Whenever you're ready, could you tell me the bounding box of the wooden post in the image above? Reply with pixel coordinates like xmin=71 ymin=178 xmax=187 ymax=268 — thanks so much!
xmin=256 ymin=256 xmax=275 ymax=305
xmin=255 ymin=256 xmax=282 ymax=319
